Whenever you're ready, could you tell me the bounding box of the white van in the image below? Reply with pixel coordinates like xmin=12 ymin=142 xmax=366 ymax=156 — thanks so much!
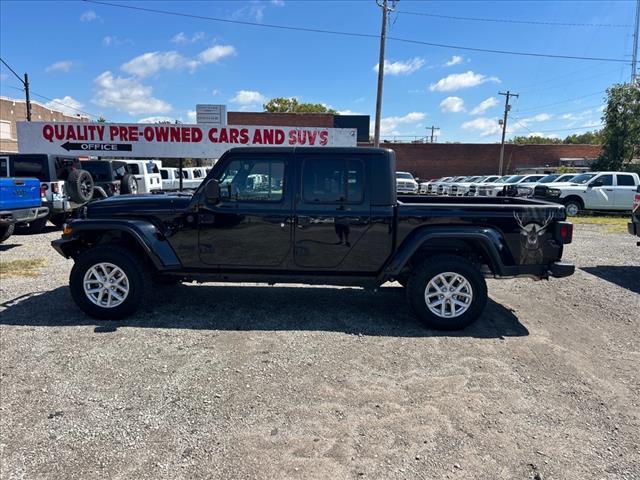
xmin=180 ymin=167 xmax=207 ymax=190
xmin=160 ymin=167 xmax=180 ymax=191
xmin=122 ymin=160 xmax=162 ymax=194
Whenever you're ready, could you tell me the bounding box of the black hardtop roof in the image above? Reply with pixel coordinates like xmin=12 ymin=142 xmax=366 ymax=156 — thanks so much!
xmin=224 ymin=147 xmax=393 ymax=156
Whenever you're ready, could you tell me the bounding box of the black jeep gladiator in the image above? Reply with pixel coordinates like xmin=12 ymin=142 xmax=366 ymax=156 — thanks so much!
xmin=52 ymin=147 xmax=575 ymax=330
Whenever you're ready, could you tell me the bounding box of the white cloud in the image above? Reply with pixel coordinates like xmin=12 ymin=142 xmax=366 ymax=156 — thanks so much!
xmin=121 ymin=51 xmax=187 ymax=77
xmin=440 ymin=96 xmax=465 ymax=113
xmin=231 ymin=4 xmax=265 ymax=22
xmin=93 ymin=71 xmax=172 ymax=115
xmin=528 ymin=132 xmax=559 ymax=139
xmin=271 ymin=0 xmax=285 ymax=5
xmin=374 ymin=57 xmax=425 ymax=76
xmin=44 ymin=96 xmax=84 ymax=116
xmin=230 ymin=90 xmax=267 ymax=105
xmin=337 ymin=109 xmax=364 ymax=115
xmin=187 ymin=110 xmax=197 ymax=123
xmin=198 ymin=45 xmax=236 ymax=63
xmin=102 ymin=36 xmax=132 ymax=47
xmin=80 ymin=10 xmax=98 ymax=21
xmin=121 ymin=45 xmax=235 ymax=78
xmin=171 ymin=32 xmax=205 ymax=44
xmin=429 ymin=71 xmax=500 ymax=92
xmin=378 ymin=112 xmax=426 ymax=135
xmin=444 ymin=55 xmax=463 ymax=67
xmin=461 ymin=117 xmax=502 ymax=137
xmin=138 ymin=116 xmax=174 ymax=123
xmin=470 ymin=96 xmax=499 ymax=115
xmin=211 ymin=89 xmax=221 ymax=96
xmin=0 ymin=74 xmax=7 ymax=81
xmin=45 ymin=60 xmax=74 ymax=73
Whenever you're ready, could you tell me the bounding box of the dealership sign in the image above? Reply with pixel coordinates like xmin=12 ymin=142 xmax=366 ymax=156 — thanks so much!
xmin=17 ymin=122 xmax=357 ymax=158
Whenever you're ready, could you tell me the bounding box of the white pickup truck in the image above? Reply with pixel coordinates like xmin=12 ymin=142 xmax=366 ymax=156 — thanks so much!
xmin=535 ymin=171 xmax=640 ymax=215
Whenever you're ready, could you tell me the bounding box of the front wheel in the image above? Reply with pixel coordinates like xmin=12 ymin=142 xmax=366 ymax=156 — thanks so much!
xmin=406 ymin=255 xmax=487 ymax=330
xmin=69 ymin=245 xmax=151 ymax=320
xmin=564 ymin=199 xmax=581 ymax=217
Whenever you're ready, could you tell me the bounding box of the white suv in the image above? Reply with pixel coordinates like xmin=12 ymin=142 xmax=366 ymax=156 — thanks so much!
xmin=541 ymin=171 xmax=640 ymax=215
xmin=122 ymin=160 xmax=162 ymax=194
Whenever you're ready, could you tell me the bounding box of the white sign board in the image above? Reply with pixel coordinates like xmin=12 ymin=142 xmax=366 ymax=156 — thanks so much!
xmin=17 ymin=122 xmax=357 ymax=159
xmin=196 ymin=104 xmax=226 ymax=125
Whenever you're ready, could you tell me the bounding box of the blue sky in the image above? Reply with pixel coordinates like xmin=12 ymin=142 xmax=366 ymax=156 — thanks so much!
xmin=0 ymin=0 xmax=637 ymax=142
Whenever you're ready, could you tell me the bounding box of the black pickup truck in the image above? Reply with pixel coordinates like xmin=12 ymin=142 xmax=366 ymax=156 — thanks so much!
xmin=52 ymin=147 xmax=574 ymax=330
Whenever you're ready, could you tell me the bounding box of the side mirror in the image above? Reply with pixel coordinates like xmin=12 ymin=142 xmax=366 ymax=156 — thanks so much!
xmin=205 ymin=179 xmax=220 ymax=204
xmin=590 ymin=179 xmax=603 ymax=188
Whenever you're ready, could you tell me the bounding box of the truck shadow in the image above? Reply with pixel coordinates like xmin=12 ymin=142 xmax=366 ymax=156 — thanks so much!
xmin=0 ymin=285 xmax=528 ymax=339
xmin=581 ymin=266 xmax=640 ymax=295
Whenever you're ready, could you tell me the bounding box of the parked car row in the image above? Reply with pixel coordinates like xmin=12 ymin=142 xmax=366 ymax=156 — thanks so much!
xmin=409 ymin=170 xmax=640 ymax=215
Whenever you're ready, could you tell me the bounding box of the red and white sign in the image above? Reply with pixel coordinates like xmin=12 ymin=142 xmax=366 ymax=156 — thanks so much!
xmin=16 ymin=121 xmax=357 ymax=158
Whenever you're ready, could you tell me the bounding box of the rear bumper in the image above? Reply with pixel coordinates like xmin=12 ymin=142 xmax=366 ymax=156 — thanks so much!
xmin=0 ymin=206 xmax=49 ymax=225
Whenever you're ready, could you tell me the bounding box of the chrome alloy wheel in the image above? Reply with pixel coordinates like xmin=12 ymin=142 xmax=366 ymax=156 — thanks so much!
xmin=424 ymin=272 xmax=473 ymax=319
xmin=565 ymin=203 xmax=579 ymax=216
xmin=83 ymin=262 xmax=130 ymax=308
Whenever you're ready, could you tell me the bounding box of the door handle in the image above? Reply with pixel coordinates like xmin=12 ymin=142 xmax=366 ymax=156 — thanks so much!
xmin=605 ymin=189 xmax=614 ymax=192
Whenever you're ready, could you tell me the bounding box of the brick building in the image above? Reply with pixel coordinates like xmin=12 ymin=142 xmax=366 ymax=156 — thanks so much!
xmin=0 ymin=96 xmax=89 ymax=153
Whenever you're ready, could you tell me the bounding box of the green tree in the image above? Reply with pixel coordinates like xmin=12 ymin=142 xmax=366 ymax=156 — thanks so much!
xmin=563 ymin=130 xmax=602 ymax=145
xmin=593 ymin=83 xmax=640 ymax=170
xmin=509 ymin=135 xmax=562 ymax=145
xmin=263 ymin=97 xmax=337 ymax=114
xmin=96 ymin=116 xmax=106 ymax=123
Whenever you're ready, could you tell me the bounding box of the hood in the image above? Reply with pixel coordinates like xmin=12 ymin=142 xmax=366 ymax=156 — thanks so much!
xmin=86 ymin=193 xmax=192 ymax=217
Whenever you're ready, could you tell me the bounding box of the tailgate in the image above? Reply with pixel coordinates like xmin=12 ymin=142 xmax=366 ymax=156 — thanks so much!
xmin=0 ymin=178 xmax=42 ymax=210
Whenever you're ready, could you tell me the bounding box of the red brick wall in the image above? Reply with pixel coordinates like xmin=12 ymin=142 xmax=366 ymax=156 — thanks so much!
xmin=227 ymin=111 xmax=334 ymax=128
xmin=368 ymin=143 xmax=602 ymax=178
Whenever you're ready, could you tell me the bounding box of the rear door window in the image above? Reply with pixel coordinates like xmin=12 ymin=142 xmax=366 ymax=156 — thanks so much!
xmin=302 ymin=158 xmax=364 ymax=204
xmin=616 ymin=174 xmax=636 ymax=186
xmin=12 ymin=157 xmax=49 ymax=181
xmin=128 ymin=164 xmax=141 ymax=175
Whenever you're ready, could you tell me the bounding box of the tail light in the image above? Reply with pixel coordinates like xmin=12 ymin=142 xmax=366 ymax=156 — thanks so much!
xmin=633 ymin=193 xmax=640 ymax=211
xmin=40 ymin=183 xmax=48 ymax=197
xmin=555 ymin=221 xmax=573 ymax=244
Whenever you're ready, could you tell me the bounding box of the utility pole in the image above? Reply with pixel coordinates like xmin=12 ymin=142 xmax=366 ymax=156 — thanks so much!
xmin=427 ymin=125 xmax=440 ymax=143
xmin=632 ymin=0 xmax=640 ymax=83
xmin=0 ymin=58 xmax=31 ymax=121
xmin=373 ymin=0 xmax=397 ymax=147
xmin=498 ymin=90 xmax=518 ymax=175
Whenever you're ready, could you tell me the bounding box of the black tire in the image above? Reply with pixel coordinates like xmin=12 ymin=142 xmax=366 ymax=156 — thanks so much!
xmin=563 ymin=199 xmax=582 ymax=217
xmin=17 ymin=216 xmax=48 ymax=234
xmin=69 ymin=244 xmax=151 ymax=320
xmin=396 ymin=275 xmax=409 ymax=288
xmin=120 ymin=174 xmax=138 ymax=195
xmin=406 ymin=255 xmax=488 ymax=330
xmin=66 ymin=169 xmax=94 ymax=203
xmin=49 ymin=213 xmax=68 ymax=228
xmin=0 ymin=224 xmax=15 ymax=243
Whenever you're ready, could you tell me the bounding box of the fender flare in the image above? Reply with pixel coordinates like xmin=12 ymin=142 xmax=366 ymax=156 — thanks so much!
xmin=53 ymin=219 xmax=181 ymax=270
xmin=379 ymin=226 xmax=509 ymax=281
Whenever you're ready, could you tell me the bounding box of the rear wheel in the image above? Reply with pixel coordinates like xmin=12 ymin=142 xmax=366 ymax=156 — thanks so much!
xmin=0 ymin=224 xmax=15 ymax=243
xmin=69 ymin=244 xmax=151 ymax=320
xmin=406 ymin=255 xmax=487 ymax=330
xmin=120 ymin=174 xmax=138 ymax=195
xmin=66 ymin=169 xmax=94 ymax=203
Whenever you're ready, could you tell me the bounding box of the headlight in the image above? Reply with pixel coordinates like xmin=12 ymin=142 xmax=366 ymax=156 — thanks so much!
xmin=517 ymin=186 xmax=533 ymax=197
xmin=547 ymin=188 xmax=561 ymax=197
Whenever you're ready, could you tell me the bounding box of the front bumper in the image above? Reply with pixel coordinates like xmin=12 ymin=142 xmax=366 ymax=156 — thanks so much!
xmin=0 ymin=206 xmax=49 ymax=225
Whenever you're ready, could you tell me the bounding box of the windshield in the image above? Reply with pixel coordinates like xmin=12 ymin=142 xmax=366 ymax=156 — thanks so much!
xmin=570 ymin=173 xmax=597 ymax=184
xmin=465 ymin=176 xmax=481 ymax=182
xmin=556 ymin=174 xmax=576 ymax=182
xmin=494 ymin=176 xmax=511 ymax=183
xmin=452 ymin=176 xmax=467 ymax=182
xmin=504 ymin=175 xmax=525 ymax=184
xmin=538 ymin=174 xmax=559 ymax=183
xmin=396 ymin=172 xmax=414 ymax=180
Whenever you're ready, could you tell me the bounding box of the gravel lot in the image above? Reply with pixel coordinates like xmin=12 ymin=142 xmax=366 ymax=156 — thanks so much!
xmin=1 ymin=222 xmax=639 ymax=480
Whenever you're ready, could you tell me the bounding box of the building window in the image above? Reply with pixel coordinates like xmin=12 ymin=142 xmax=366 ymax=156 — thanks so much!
xmin=0 ymin=121 xmax=13 ymax=140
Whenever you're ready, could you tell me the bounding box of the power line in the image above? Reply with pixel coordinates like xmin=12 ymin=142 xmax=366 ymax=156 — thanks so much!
xmin=514 ymin=90 xmax=606 ymax=114
xmin=397 ymin=10 xmax=633 ymax=28
xmin=83 ymin=0 xmax=632 ymax=63
xmin=2 ymin=84 xmax=100 ymax=119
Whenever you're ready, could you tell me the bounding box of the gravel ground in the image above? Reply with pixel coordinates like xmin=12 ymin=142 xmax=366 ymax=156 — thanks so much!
xmin=1 ymin=223 xmax=639 ymax=480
